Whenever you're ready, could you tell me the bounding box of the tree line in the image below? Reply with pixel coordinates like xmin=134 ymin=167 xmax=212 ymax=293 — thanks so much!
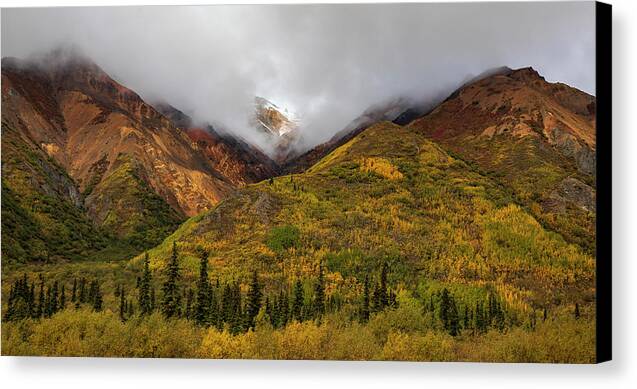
xmin=4 ymin=242 xmax=400 ymax=333
xmin=423 ymin=287 xmax=507 ymax=336
xmin=4 ymin=273 xmax=104 ymax=321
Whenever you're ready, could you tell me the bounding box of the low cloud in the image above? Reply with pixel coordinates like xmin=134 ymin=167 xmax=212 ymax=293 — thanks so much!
xmin=1 ymin=3 xmax=595 ymax=153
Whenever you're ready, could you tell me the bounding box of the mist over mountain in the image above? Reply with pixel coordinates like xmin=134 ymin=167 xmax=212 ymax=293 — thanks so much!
xmin=1 ymin=3 xmax=595 ymax=156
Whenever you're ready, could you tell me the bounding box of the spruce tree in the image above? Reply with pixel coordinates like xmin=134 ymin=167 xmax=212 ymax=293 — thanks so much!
xmin=195 ymin=248 xmax=211 ymax=326
xmin=292 ymin=279 xmax=304 ymax=321
xmin=543 ymin=307 xmax=548 ymax=321
xmin=79 ymin=277 xmax=86 ymax=304
xmin=474 ymin=301 xmax=486 ymax=335
xmin=448 ymin=294 xmax=459 ymax=336
xmin=119 ymin=287 xmax=127 ymax=322
xmin=360 ymin=276 xmax=370 ymax=322
xmin=128 ymin=300 xmax=135 ymax=317
xmin=185 ymin=288 xmax=194 ymax=320
xmin=51 ymin=281 xmax=59 ymax=314
xmin=313 ymin=265 xmax=325 ymax=318
xmin=379 ymin=262 xmax=388 ymax=309
xmin=246 ymin=270 xmax=262 ymax=329
xmin=463 ymin=305 xmax=470 ymax=330
xmin=60 ymin=284 xmax=66 ymax=310
xmin=45 ymin=285 xmax=52 ymax=317
xmin=29 ymin=282 xmax=36 ymax=318
xmin=71 ymin=278 xmax=77 ymax=303
xmin=279 ymin=289 xmax=289 ymax=327
xmin=162 ymin=241 xmax=181 ymax=318
xmin=439 ymin=288 xmax=451 ymax=330
xmin=92 ymin=282 xmax=103 ymax=311
xmin=139 ymin=253 xmax=153 ymax=315
xmin=36 ymin=275 xmax=46 ymax=318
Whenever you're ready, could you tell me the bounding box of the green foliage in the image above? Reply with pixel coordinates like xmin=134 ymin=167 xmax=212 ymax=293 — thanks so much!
xmin=88 ymin=154 xmax=183 ymax=250
xmin=266 ymin=225 xmax=300 ymax=253
xmin=2 ymin=121 xmax=597 ymax=362
xmin=138 ymin=253 xmax=153 ymax=315
xmin=1 ymin=130 xmax=109 ymax=263
xmin=161 ymin=242 xmax=182 ymax=318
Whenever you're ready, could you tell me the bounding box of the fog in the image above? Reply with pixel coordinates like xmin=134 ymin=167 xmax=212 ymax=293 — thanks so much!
xmin=1 ymin=2 xmax=595 ymax=154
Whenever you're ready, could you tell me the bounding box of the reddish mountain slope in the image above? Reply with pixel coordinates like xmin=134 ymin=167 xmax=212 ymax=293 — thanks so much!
xmin=407 ymin=67 xmax=596 ymax=251
xmin=2 ymin=52 xmax=233 ymax=242
xmin=153 ymin=103 xmax=280 ymax=186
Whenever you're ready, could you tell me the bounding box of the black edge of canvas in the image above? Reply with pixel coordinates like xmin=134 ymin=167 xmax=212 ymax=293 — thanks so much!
xmin=595 ymin=0 xmax=612 ymax=364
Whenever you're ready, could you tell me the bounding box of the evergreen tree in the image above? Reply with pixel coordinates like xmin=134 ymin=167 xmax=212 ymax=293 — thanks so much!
xmin=313 ymin=265 xmax=325 ymax=318
xmin=360 ymin=276 xmax=370 ymax=322
xmin=162 ymin=241 xmax=181 ymax=318
xmin=475 ymin=301 xmax=486 ymax=334
xmin=79 ymin=277 xmax=86 ymax=304
xmin=4 ymin=274 xmax=34 ymax=321
xmin=45 ymin=285 xmax=52 ymax=317
xmin=139 ymin=252 xmax=153 ymax=315
xmin=265 ymin=296 xmax=273 ymax=326
xmin=574 ymin=302 xmax=580 ymax=319
xmin=543 ymin=307 xmax=548 ymax=321
xmin=246 ymin=270 xmax=262 ymax=329
xmin=379 ymin=262 xmax=388 ymax=308
xmin=119 ymin=287 xmax=127 ymax=322
xmin=60 ymin=284 xmax=66 ymax=310
xmin=447 ymin=294 xmax=459 ymax=336
xmin=279 ymin=289 xmax=289 ymax=326
xmin=209 ymin=285 xmax=219 ymax=329
xmin=37 ymin=276 xmax=45 ymax=317
xmin=92 ymin=282 xmax=103 ymax=311
xmin=29 ymin=282 xmax=36 ymax=318
xmin=185 ymin=288 xmax=194 ymax=320
xmin=292 ymin=279 xmax=304 ymax=321
xmin=463 ymin=305 xmax=470 ymax=330
xmin=71 ymin=278 xmax=77 ymax=303
xmin=195 ymin=249 xmax=211 ymax=326
xmin=51 ymin=280 xmax=59 ymax=314
xmin=128 ymin=300 xmax=135 ymax=317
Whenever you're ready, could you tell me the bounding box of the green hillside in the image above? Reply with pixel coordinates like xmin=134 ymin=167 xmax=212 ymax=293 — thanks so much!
xmin=142 ymin=122 xmax=594 ymax=310
xmin=2 ymin=121 xmax=596 ymax=362
xmin=1 ymin=123 xmax=109 ymax=263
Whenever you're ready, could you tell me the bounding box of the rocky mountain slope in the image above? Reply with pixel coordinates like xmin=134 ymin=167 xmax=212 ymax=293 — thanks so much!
xmin=143 ymin=121 xmax=594 ymax=320
xmin=1 ymin=51 xmax=234 ymax=254
xmin=251 ymin=96 xmax=300 ymax=164
xmin=153 ymin=102 xmax=280 ymax=186
xmin=282 ymin=97 xmax=424 ymax=173
xmin=407 ymin=67 xmax=596 ymax=251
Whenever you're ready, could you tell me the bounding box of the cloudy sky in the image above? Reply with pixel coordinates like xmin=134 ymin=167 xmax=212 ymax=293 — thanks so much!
xmin=1 ymin=2 xmax=595 ymax=152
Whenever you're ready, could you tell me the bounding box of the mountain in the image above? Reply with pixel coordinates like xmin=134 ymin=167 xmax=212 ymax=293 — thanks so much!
xmin=407 ymin=67 xmax=596 ymax=251
xmin=153 ymin=102 xmax=280 ymax=186
xmin=252 ymin=96 xmax=300 ymax=164
xmin=282 ymin=97 xmax=430 ymax=173
xmin=1 ymin=50 xmax=235 ymax=256
xmin=143 ymin=120 xmax=594 ymax=322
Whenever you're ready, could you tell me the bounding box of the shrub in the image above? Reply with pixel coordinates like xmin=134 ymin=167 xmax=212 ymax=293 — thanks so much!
xmin=266 ymin=225 xmax=300 ymax=253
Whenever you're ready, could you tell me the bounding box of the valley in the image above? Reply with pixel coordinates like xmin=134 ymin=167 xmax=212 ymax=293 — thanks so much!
xmin=1 ymin=53 xmax=596 ymax=362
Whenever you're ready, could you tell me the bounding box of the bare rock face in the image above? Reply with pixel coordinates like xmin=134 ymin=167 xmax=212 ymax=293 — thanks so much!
xmin=544 ymin=177 xmax=596 ymax=214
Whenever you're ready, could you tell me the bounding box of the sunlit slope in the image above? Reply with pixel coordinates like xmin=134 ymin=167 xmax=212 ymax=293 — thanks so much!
xmin=407 ymin=68 xmax=596 ymax=253
xmin=140 ymin=121 xmax=594 ymax=312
